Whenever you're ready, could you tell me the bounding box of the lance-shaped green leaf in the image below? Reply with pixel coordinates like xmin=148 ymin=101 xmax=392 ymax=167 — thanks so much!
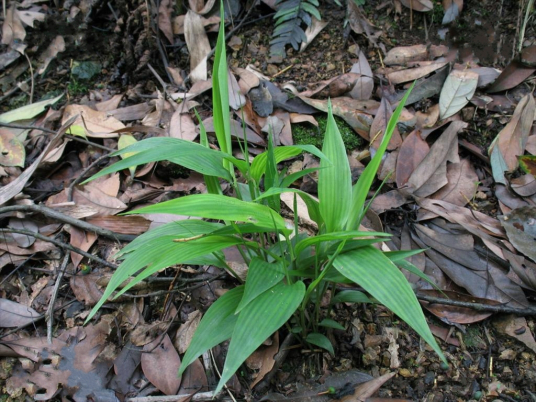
xmin=126 ymin=194 xmax=290 ymax=234
xmin=179 ymin=286 xmax=244 ymax=376
xmin=333 ymin=246 xmax=446 ymax=363
xmin=215 ymin=281 xmax=305 ymax=394
xmin=306 ymin=333 xmax=335 ymax=355
xmin=83 ymin=137 xmax=232 ymax=183
xmin=85 ymin=235 xmax=247 ymax=323
xmin=318 ymin=100 xmax=352 ymax=233
xmin=236 ymin=258 xmax=285 ymax=313
xmin=212 ymin=4 xmax=232 ymax=173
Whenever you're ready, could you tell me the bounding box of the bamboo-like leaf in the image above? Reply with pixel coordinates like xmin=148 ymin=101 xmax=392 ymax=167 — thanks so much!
xmin=318 ymin=319 xmax=345 ymax=330
xmin=305 ymin=333 xmax=334 ymax=355
xmin=216 ymin=281 xmax=305 ymax=394
xmin=331 ymin=290 xmax=374 ymax=304
xmin=347 ymin=83 xmax=414 ymax=230
xmin=256 ymin=187 xmax=323 ymax=227
xmin=250 ymin=145 xmax=326 ymax=183
xmin=178 ymin=286 xmax=244 ymax=376
xmin=85 ymin=235 xmax=246 ymax=323
xmin=126 ymin=194 xmax=290 ymax=233
xmin=212 ymin=5 xmax=232 ymax=173
xmin=333 ymin=246 xmax=446 ymax=363
xmin=197 ymin=109 xmax=223 ymax=195
xmin=117 ymin=220 xmax=223 ymax=258
xmin=294 ymin=230 xmax=390 ymax=257
xmin=235 ymin=258 xmax=285 ymax=313
xmin=83 ymin=137 xmax=232 ymax=183
xmin=318 ymin=100 xmax=352 ymax=233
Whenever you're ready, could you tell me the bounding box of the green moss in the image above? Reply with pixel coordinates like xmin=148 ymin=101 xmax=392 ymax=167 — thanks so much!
xmin=292 ymin=114 xmax=361 ymax=152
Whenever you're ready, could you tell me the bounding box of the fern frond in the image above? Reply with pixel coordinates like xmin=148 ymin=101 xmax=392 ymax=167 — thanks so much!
xmin=270 ymin=0 xmax=321 ymax=59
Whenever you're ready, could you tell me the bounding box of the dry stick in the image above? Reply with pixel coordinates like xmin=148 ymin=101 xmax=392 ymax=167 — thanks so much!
xmin=0 ymin=204 xmax=136 ymax=242
xmin=0 ymin=228 xmax=118 ymax=269
xmin=417 ymin=293 xmax=536 ymax=316
xmin=46 ymin=252 xmax=70 ymax=344
xmin=126 ymin=391 xmax=221 ymax=402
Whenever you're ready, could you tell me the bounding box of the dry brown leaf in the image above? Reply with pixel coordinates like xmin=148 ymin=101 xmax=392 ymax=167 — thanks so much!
xmin=492 ymin=93 xmax=535 ymax=172
xmin=38 ymin=35 xmax=65 ymax=74
xmin=300 ymin=73 xmax=361 ymax=98
xmin=273 ymin=110 xmax=293 ymax=146
xmin=173 ymin=14 xmax=219 ymax=35
xmin=66 ymin=226 xmax=97 ymax=269
xmin=398 ymin=0 xmax=433 ymax=11
xmin=384 ymin=45 xmax=429 ymax=65
xmin=7 ymin=218 xmax=38 ymax=247
xmin=430 ymin=158 xmax=478 ymax=205
xmin=184 ymin=10 xmax=211 ymax=83
xmin=158 ymin=0 xmax=174 ymax=43
xmin=493 ymin=315 xmax=536 ymax=354
xmin=340 ymin=372 xmax=396 ymax=402
xmin=300 ymin=16 xmax=328 ymax=52
xmin=347 ymin=0 xmax=384 ymax=51
xmin=188 ymin=0 xmax=216 ymax=14
xmin=86 ymin=215 xmax=151 ymax=235
xmin=228 ymin=70 xmax=246 ymax=110
xmin=415 ymin=104 xmax=439 ymax=128
xmin=388 ymin=61 xmax=448 ymax=85
xmin=142 ymin=334 xmax=182 ymax=395
xmin=94 ymin=94 xmax=124 ymax=112
xmin=370 ymin=97 xmax=401 ymax=151
xmin=290 ymin=113 xmax=318 ymax=126
xmin=174 ymin=310 xmax=202 ymax=354
xmin=249 ymin=332 xmax=279 ymax=388
xmin=63 ymin=104 xmax=125 ymax=138
xmin=170 ymin=109 xmax=197 ymax=141
xmin=0 ymin=298 xmax=40 ymax=327
xmin=487 ymin=60 xmax=536 ymax=93
xmin=2 ymin=4 xmax=26 ymax=46
xmin=349 ymin=51 xmax=374 ymax=100
xmin=203 ymin=117 xmax=266 ymax=145
xmin=0 ymin=128 xmax=25 ymax=167
xmin=407 ymin=120 xmax=466 ymax=197
xmin=396 ymin=130 xmax=429 ymax=187
xmin=234 ymin=67 xmax=261 ymax=94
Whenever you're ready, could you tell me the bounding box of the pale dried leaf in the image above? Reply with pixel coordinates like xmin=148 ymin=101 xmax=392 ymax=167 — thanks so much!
xmin=300 ymin=16 xmax=328 ymax=52
xmin=184 ymin=10 xmax=211 ymax=83
xmin=142 ymin=334 xmax=182 ymax=395
xmin=0 ymin=298 xmax=40 ymax=327
xmin=439 ymin=70 xmax=478 ymax=119
xmin=38 ymin=35 xmax=65 ymax=74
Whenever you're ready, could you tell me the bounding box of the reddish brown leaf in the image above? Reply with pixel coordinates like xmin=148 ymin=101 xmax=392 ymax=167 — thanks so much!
xmin=487 ymin=60 xmax=536 ymax=93
xmin=141 ymin=334 xmax=182 ymax=395
xmin=419 ymin=290 xmax=498 ymax=324
xmin=370 ymin=98 xmax=401 ymax=151
xmin=396 ymin=130 xmax=429 ymax=187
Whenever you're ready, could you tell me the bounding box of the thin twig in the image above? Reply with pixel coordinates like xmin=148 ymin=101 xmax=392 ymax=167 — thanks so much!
xmin=0 ymin=228 xmax=118 ymax=269
xmin=126 ymin=391 xmax=221 ymax=402
xmin=417 ymin=293 xmax=536 ymax=316
xmin=0 ymin=204 xmax=136 ymax=242
xmin=46 ymin=252 xmax=70 ymax=344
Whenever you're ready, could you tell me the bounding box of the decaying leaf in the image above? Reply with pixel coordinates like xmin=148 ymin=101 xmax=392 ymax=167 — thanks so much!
xmin=487 ymin=60 xmax=536 ymax=93
xmin=399 ymin=0 xmax=433 ymax=12
xmin=0 ymin=298 xmax=40 ymax=327
xmin=439 ymin=69 xmax=478 ymax=119
xmin=396 ymin=130 xmax=429 ymax=187
xmin=142 ymin=334 xmax=182 ymax=395
xmin=518 ymin=155 xmax=536 ymax=176
xmin=369 ymin=97 xmax=401 ymax=151
xmin=349 ymin=50 xmax=374 ymax=100
xmin=442 ymin=0 xmax=463 ymax=24
xmin=184 ymin=9 xmax=211 ymax=83
xmin=0 ymin=129 xmax=25 ymax=167
xmin=62 ymin=104 xmax=125 ymax=138
xmin=500 ymin=206 xmax=536 ymax=262
xmin=489 ymin=94 xmax=535 ymax=184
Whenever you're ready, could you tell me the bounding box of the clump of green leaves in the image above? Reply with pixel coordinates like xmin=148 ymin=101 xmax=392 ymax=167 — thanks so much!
xmin=293 ymin=114 xmax=361 ymax=152
xmin=84 ymin=9 xmax=446 ymax=394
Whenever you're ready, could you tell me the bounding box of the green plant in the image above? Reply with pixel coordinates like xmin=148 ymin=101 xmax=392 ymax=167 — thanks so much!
xmin=270 ymin=0 xmax=321 ymax=59
xmin=84 ymin=10 xmax=446 ymax=393
xmin=293 ymin=114 xmax=361 ymax=151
